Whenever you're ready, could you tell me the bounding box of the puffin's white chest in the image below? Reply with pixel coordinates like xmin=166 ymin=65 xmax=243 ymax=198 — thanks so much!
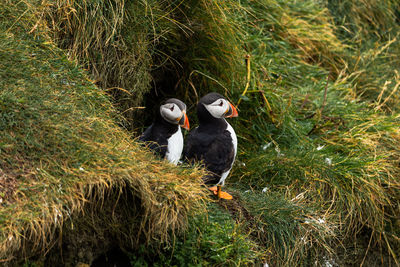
xmin=218 ymin=121 xmax=237 ymax=185
xmin=226 ymin=122 xmax=237 ymax=158
xmin=166 ymin=127 xmax=183 ymax=165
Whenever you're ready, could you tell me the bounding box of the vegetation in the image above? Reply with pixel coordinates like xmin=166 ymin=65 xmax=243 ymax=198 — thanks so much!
xmin=1 ymin=0 xmax=399 ymax=266
xmin=0 ymin=0 xmax=206 ymax=264
xmin=129 ymin=203 xmax=262 ymax=266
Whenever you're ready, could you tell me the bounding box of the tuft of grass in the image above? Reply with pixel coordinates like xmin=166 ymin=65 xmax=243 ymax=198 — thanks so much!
xmin=234 ymin=189 xmax=336 ymax=266
xmin=327 ymin=0 xmax=400 ymax=41
xmin=0 ymin=1 xmax=207 ymax=264
xmin=39 ymin=0 xmax=154 ymax=130
xmin=129 ymin=202 xmax=263 ymax=267
xmin=35 ymin=0 xmax=245 ymax=129
xmin=139 ymin=0 xmax=245 ymax=127
xmin=326 ymin=0 xmax=400 ymax=111
xmin=225 ymin=0 xmax=400 ymax=264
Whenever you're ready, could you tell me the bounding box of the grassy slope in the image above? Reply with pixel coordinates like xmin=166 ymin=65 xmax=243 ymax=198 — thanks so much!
xmin=122 ymin=0 xmax=399 ymax=265
xmin=139 ymin=0 xmax=400 ymax=266
xmin=0 ymin=1 xmax=207 ymax=264
xmin=1 ymin=0 xmax=400 ymax=266
xmin=230 ymin=1 xmax=400 ymax=265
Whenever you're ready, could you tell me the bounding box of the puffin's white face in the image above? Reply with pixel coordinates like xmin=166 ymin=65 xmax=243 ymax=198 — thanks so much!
xmin=203 ymin=98 xmax=231 ymax=119
xmin=160 ymin=103 xmax=184 ymax=124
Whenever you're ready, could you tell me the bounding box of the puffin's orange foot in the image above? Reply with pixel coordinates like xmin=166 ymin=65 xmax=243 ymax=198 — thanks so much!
xmin=208 ymin=186 xmax=218 ymax=192
xmin=208 ymin=186 xmax=233 ymax=200
xmin=218 ymin=191 xmax=233 ymax=200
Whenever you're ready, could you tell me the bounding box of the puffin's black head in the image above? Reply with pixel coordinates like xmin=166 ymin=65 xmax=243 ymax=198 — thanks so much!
xmin=159 ymin=98 xmax=190 ymax=130
xmin=197 ymin=92 xmax=238 ymax=123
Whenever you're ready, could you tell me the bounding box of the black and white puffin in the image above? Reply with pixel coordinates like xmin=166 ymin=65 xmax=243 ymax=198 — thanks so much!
xmin=139 ymin=98 xmax=190 ymax=165
xmin=183 ymin=92 xmax=238 ymax=199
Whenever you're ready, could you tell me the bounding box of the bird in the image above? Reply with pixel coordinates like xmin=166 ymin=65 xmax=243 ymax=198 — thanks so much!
xmin=139 ymin=98 xmax=190 ymax=165
xmin=183 ymin=92 xmax=238 ymax=200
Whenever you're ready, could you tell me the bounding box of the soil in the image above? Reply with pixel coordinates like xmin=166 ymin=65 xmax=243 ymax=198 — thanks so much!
xmin=216 ymin=191 xmax=255 ymax=225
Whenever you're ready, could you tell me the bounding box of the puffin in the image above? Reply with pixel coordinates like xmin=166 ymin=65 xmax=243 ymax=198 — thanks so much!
xmin=183 ymin=92 xmax=238 ymax=199
xmin=139 ymin=98 xmax=190 ymax=165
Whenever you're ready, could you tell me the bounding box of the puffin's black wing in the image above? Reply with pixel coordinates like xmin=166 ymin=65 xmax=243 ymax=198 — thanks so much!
xmin=184 ymin=129 xmax=234 ymax=184
xmin=139 ymin=124 xmax=153 ymax=142
xmin=139 ymin=124 xmax=168 ymax=158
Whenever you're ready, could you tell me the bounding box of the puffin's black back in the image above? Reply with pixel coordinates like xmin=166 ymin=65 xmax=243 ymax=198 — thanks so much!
xmin=139 ymin=98 xmax=183 ymax=158
xmin=183 ymin=93 xmax=235 ymax=184
xmin=139 ymin=121 xmax=178 ymax=158
xmin=184 ymin=127 xmax=235 ymax=184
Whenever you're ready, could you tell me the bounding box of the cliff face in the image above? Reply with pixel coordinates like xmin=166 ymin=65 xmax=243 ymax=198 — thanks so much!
xmin=1 ymin=0 xmax=400 ymax=266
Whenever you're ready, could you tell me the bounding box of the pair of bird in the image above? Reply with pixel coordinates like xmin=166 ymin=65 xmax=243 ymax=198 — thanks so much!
xmin=139 ymin=92 xmax=238 ymax=200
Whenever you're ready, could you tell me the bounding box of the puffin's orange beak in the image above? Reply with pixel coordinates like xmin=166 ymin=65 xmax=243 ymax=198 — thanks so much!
xmin=225 ymin=102 xmax=238 ymax=118
xmin=179 ymin=111 xmax=190 ymax=130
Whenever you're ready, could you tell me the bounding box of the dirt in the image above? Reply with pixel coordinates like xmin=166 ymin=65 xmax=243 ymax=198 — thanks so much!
xmin=214 ymin=190 xmax=266 ymax=245
xmin=216 ymin=191 xmax=255 ymax=224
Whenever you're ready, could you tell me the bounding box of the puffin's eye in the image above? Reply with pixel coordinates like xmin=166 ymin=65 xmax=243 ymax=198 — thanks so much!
xmin=170 ymin=105 xmax=174 ymax=111
xmin=219 ymin=101 xmax=223 ymax=106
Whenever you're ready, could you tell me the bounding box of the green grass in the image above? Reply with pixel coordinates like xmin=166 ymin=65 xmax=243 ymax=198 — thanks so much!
xmin=236 ymin=189 xmax=335 ymax=266
xmin=130 ymin=203 xmax=262 ymax=266
xmin=228 ymin=1 xmax=400 ymax=264
xmin=1 ymin=0 xmax=400 ymax=266
xmin=0 ymin=1 xmax=207 ymax=264
xmin=326 ymin=0 xmax=400 ymax=111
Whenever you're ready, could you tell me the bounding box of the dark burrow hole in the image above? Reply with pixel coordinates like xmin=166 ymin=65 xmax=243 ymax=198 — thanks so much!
xmin=91 ymin=247 xmax=131 ymax=267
